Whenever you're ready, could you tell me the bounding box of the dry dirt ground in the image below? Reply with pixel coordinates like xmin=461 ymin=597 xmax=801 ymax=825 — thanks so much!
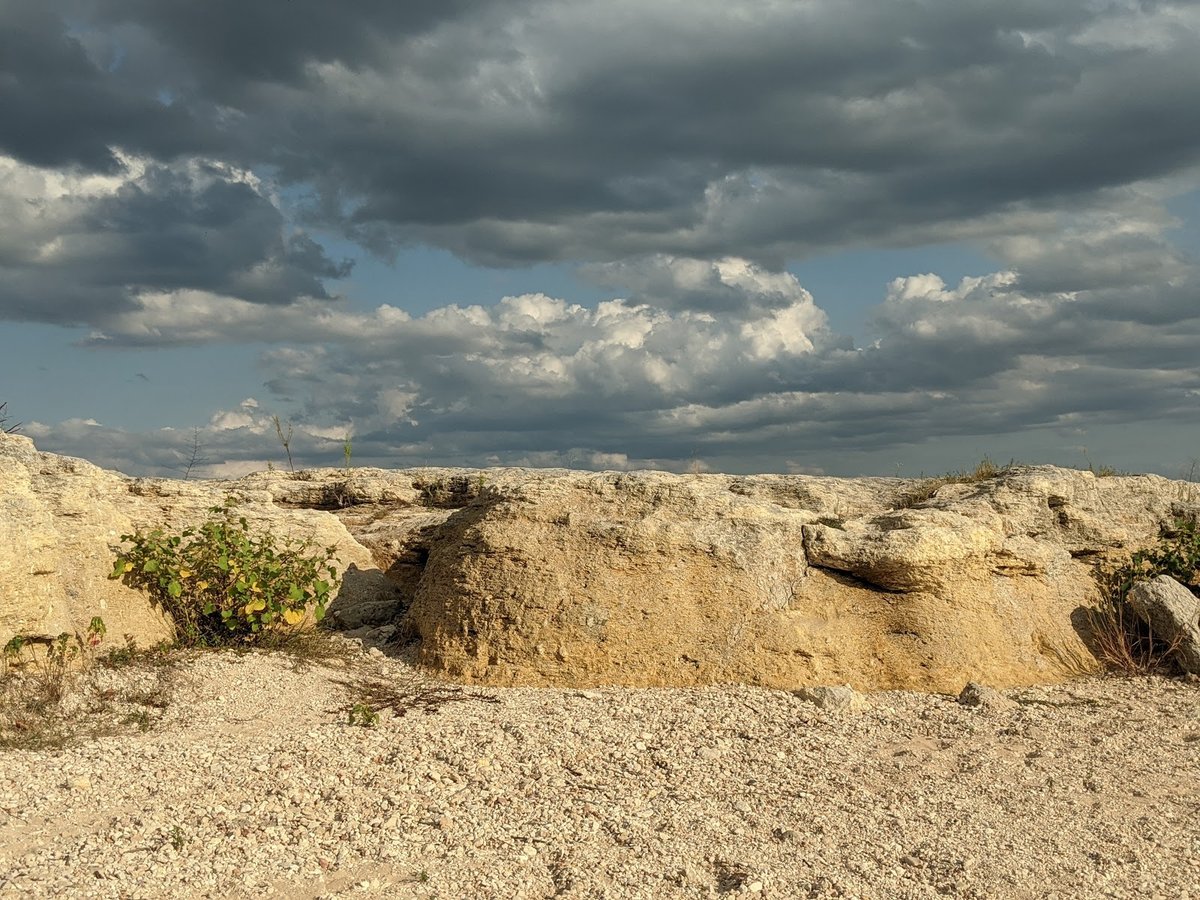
xmin=1 ymin=644 xmax=1198 ymax=900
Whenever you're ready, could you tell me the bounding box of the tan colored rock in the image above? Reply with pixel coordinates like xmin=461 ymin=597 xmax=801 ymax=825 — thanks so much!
xmin=405 ymin=467 xmax=1200 ymax=691
xmin=1126 ymin=575 xmax=1200 ymax=673
xmin=6 ymin=432 xmax=1200 ymax=692
xmin=0 ymin=434 xmax=379 ymax=652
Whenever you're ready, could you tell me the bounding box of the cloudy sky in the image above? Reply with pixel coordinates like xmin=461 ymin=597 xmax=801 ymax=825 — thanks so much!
xmin=2 ymin=1 xmax=1199 ymax=479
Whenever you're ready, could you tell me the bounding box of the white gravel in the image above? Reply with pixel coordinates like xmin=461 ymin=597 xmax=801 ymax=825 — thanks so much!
xmin=2 ymin=645 xmax=1198 ymax=899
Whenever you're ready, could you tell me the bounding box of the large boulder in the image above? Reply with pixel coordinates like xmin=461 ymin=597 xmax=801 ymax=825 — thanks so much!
xmin=402 ymin=468 xmax=1197 ymax=691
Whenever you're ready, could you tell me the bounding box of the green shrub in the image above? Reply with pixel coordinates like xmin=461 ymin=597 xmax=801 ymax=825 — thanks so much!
xmin=1088 ymin=515 xmax=1200 ymax=673
xmin=110 ymin=499 xmax=339 ymax=646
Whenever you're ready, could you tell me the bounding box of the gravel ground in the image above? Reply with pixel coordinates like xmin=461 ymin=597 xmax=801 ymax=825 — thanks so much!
xmin=2 ymin=644 xmax=1198 ymax=900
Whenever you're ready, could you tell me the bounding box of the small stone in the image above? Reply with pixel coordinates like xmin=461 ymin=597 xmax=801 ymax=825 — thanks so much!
xmin=796 ymin=684 xmax=866 ymax=713
xmin=67 ymin=776 xmax=92 ymax=792
xmin=957 ymin=682 xmax=1015 ymax=710
xmin=746 ymin=881 xmax=764 ymax=893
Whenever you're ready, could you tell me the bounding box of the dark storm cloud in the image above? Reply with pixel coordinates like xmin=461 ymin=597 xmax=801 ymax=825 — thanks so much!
xmin=0 ymin=156 xmax=349 ymax=324
xmin=6 ymin=0 xmax=1199 ymax=315
xmin=0 ymin=5 xmax=214 ymax=171
xmin=45 ymin=0 xmax=1198 ymax=266
xmin=89 ymin=0 xmax=493 ymax=89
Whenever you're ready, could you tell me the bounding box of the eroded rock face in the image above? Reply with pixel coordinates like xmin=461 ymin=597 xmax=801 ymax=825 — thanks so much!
xmin=404 ymin=468 xmax=1199 ymax=691
xmin=0 ymin=434 xmax=380 ymax=650
xmin=4 ymin=432 xmax=1199 ymax=691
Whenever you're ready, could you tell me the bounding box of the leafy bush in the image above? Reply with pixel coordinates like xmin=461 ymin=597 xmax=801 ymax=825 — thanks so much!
xmin=110 ymin=499 xmax=339 ymax=646
xmin=1088 ymin=515 xmax=1200 ymax=673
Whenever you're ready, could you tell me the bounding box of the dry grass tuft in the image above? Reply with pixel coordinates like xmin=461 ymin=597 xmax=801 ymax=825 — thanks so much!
xmin=1083 ymin=597 xmax=1183 ymax=676
xmin=894 ymin=456 xmax=1013 ymax=509
xmin=336 ymin=669 xmax=499 ymax=723
xmin=1085 ymin=514 xmax=1199 ymax=675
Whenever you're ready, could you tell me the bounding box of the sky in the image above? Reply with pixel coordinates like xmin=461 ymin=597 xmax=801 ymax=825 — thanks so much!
xmin=2 ymin=0 xmax=1199 ymax=480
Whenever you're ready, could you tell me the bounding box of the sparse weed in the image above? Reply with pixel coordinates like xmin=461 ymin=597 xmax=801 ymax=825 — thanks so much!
xmin=122 ymin=709 xmax=153 ymax=732
xmin=1080 ymin=448 xmax=1122 ymax=477
xmin=272 ymin=415 xmax=295 ymax=473
xmin=347 ymin=702 xmax=380 ymax=727
xmin=0 ymin=617 xmax=170 ymax=750
xmin=894 ymin=457 xmax=1013 ymax=509
xmin=339 ymin=670 xmax=499 ymax=727
xmin=0 ymin=401 xmax=19 ymax=434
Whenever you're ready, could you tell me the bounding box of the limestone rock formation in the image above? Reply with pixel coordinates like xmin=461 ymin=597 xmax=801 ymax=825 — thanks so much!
xmin=402 ymin=467 xmax=1198 ymax=691
xmin=4 ymin=431 xmax=1199 ymax=691
xmin=796 ymin=684 xmax=867 ymax=714
xmin=0 ymin=434 xmax=380 ymax=651
xmin=1126 ymin=576 xmax=1200 ymax=673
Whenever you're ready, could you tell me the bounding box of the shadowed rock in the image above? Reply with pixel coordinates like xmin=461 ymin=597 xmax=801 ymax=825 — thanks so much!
xmin=1126 ymin=576 xmax=1200 ymax=673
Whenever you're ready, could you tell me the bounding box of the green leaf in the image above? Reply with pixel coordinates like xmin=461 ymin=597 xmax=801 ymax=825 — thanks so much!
xmin=167 ymin=579 xmax=182 ymax=598
xmin=143 ymin=559 xmax=159 ymax=573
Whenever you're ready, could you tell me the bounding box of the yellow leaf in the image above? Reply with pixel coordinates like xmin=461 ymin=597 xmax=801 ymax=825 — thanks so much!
xmin=178 ymin=568 xmax=192 ymax=578
xmin=243 ymin=599 xmax=267 ymax=614
xmin=195 ymin=580 xmax=210 ymax=591
xmin=282 ymin=608 xmax=306 ymax=626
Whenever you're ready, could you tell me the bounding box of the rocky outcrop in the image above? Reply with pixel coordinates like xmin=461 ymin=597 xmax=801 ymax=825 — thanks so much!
xmin=4 ymin=432 xmax=1199 ymax=691
xmin=0 ymin=434 xmax=383 ymax=651
xmin=403 ymin=467 xmax=1198 ymax=691
xmin=1126 ymin=576 xmax=1200 ymax=673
